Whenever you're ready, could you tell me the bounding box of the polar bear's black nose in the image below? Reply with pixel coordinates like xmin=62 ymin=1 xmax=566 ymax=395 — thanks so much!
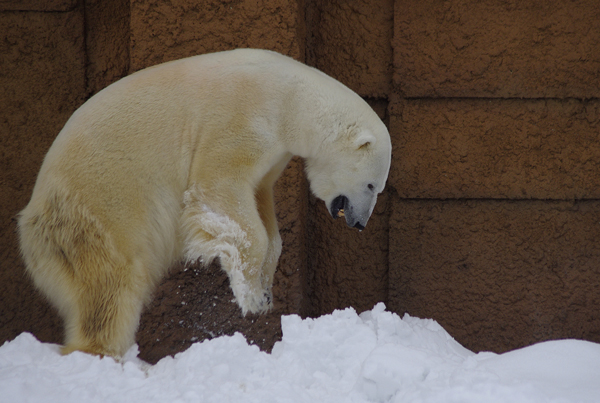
xmin=353 ymin=222 xmax=365 ymax=231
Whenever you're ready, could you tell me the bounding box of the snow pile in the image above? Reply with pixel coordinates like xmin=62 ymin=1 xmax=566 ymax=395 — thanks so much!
xmin=1 ymin=303 xmax=599 ymax=403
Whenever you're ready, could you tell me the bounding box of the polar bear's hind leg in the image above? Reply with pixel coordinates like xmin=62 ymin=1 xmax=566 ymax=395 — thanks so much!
xmin=18 ymin=190 xmax=150 ymax=358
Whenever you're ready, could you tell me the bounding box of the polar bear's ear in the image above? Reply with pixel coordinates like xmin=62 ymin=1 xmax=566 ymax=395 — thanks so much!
xmin=354 ymin=131 xmax=376 ymax=150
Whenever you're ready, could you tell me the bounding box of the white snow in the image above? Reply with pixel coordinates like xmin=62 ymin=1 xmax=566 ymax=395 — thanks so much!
xmin=1 ymin=303 xmax=599 ymax=403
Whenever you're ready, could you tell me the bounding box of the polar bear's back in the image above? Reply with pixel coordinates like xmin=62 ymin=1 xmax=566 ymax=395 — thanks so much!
xmin=39 ymin=48 xmax=358 ymax=187
xmin=38 ymin=49 xmax=318 ymax=188
xmin=35 ymin=50 xmax=287 ymax=201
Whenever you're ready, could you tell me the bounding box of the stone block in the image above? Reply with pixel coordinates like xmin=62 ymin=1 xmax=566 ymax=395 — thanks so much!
xmin=85 ymin=0 xmax=130 ymax=95
xmin=394 ymin=0 xmax=600 ymax=98
xmin=389 ymin=198 xmax=600 ymax=353
xmin=130 ymin=0 xmax=306 ymax=71
xmin=390 ymin=97 xmax=600 ymax=199
xmin=306 ymin=0 xmax=393 ymax=97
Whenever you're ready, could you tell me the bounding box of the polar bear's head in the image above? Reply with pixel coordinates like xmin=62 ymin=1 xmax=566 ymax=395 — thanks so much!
xmin=305 ymin=115 xmax=391 ymax=231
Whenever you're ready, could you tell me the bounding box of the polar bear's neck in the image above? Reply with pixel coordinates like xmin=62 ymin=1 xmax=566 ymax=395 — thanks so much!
xmin=272 ymin=68 xmax=361 ymax=160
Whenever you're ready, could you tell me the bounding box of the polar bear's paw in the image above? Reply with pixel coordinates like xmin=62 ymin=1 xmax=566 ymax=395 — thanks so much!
xmin=247 ymin=289 xmax=273 ymax=315
xmin=231 ymin=279 xmax=273 ymax=316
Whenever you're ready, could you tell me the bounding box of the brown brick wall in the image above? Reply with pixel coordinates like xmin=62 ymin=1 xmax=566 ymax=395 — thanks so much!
xmin=2 ymin=0 xmax=599 ymax=361
xmin=307 ymin=0 xmax=600 ymax=354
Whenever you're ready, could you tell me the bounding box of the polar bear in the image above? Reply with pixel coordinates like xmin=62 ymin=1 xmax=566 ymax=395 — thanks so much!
xmin=17 ymin=49 xmax=391 ymax=358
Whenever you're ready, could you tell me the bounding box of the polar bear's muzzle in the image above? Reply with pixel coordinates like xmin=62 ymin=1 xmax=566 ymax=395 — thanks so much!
xmin=330 ymin=195 xmax=369 ymax=231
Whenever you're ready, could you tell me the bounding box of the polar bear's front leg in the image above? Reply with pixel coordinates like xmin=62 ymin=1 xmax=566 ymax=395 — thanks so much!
xmin=182 ymin=185 xmax=272 ymax=315
xmin=254 ymin=184 xmax=282 ymax=301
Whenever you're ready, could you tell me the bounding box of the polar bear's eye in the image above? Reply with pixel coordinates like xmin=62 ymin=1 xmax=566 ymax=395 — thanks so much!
xmin=368 ymin=184 xmax=375 ymax=191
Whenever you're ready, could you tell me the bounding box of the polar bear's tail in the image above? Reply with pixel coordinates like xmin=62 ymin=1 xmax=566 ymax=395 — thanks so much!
xmin=17 ymin=187 xmax=149 ymax=358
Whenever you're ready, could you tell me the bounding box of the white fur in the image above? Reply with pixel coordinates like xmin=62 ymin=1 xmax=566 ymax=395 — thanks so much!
xmin=18 ymin=49 xmax=391 ymax=357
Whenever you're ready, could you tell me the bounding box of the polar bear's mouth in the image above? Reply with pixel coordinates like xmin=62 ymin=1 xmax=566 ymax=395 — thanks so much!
xmin=330 ymin=195 xmax=348 ymax=220
xmin=330 ymin=195 xmax=367 ymax=231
